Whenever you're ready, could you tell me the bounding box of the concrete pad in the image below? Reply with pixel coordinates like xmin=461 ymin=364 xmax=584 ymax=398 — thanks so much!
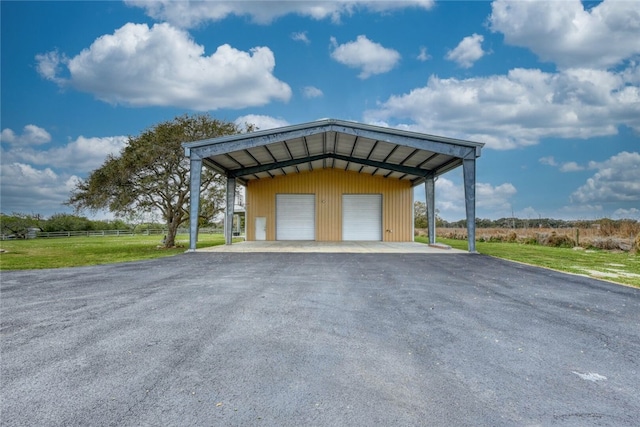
xmin=198 ymin=240 xmax=468 ymax=253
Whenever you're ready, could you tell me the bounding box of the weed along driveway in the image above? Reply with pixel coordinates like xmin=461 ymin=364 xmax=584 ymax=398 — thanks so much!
xmin=2 ymin=253 xmax=639 ymax=426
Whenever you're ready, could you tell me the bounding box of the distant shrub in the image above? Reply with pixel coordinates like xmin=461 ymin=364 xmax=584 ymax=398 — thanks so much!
xmin=590 ymin=237 xmax=632 ymax=252
xmin=543 ymin=232 xmax=576 ymax=248
xmin=414 ymin=229 xmax=427 ymax=237
xmin=437 ymin=225 xmax=638 ymax=252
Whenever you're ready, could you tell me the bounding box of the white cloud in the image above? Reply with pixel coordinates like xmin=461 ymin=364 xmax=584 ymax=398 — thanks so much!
xmin=0 ymin=163 xmax=78 ymax=214
xmin=445 ymin=33 xmax=485 ymax=68
xmin=571 ymin=151 xmax=640 ymax=204
xmin=330 ymin=35 xmax=400 ymax=79
xmin=364 ymin=65 xmax=640 ymax=149
xmin=291 ymin=31 xmax=310 ymax=44
xmin=489 ymin=0 xmax=640 ymax=69
xmin=0 ymin=131 xmax=127 ymax=216
xmin=613 ymin=207 xmax=640 ymax=219
xmin=559 ymin=162 xmax=584 ymax=172
xmin=36 ymin=23 xmax=291 ymax=111
xmin=559 ymin=203 xmax=604 ymax=216
xmin=539 ymin=156 xmax=557 ymax=166
xmin=34 ymin=50 xmax=66 ymax=84
xmin=302 ymin=86 xmax=323 ymax=98
xmin=126 ymin=0 xmax=435 ymax=27
xmin=2 ymin=135 xmax=127 ymax=171
xmin=431 ymin=177 xmax=516 ymax=219
xmin=540 ymin=156 xmax=585 ymax=172
xmin=417 ymin=46 xmax=431 ymax=62
xmin=0 ymin=125 xmax=51 ymax=146
xmin=477 ymin=182 xmax=517 ymax=211
xmin=235 ymin=115 xmax=290 ymax=132
xmin=519 ymin=206 xmax=540 ymax=219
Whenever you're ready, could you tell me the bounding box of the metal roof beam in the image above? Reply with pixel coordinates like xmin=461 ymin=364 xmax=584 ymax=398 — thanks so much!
xmin=224 ymin=153 xmax=244 ymax=168
xmin=187 ymin=125 xmax=332 ymax=158
xmin=185 ymin=119 xmax=483 ymax=160
xmin=228 ymin=153 xmax=431 ymax=179
xmin=202 ymin=158 xmax=247 ymax=186
xmin=434 ymin=158 xmax=463 ymax=176
xmin=202 ymin=158 xmax=229 ymax=176
xmin=302 ymin=137 xmax=310 ymax=157
xmin=417 ymin=152 xmax=440 ymax=168
xmin=328 ymin=124 xmax=477 ymax=159
xmin=230 ymin=154 xmax=328 ymax=177
xmin=400 ymin=148 xmax=420 ymax=165
xmin=243 ymin=149 xmax=261 ymax=166
xmin=282 ymin=140 xmax=294 ymax=159
xmin=350 ymin=137 xmax=359 ymax=157
xmin=365 ymin=140 xmax=378 ymax=160
xmin=263 ymin=145 xmax=277 ymax=162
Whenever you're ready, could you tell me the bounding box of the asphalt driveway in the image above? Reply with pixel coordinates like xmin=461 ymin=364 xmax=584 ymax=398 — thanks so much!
xmin=2 ymin=253 xmax=639 ymax=426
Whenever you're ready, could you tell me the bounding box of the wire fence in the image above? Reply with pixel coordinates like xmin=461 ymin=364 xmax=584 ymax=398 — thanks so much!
xmin=1 ymin=228 xmax=225 ymax=240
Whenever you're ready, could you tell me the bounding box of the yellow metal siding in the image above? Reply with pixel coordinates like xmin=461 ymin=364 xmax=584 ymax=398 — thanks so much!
xmin=245 ymin=169 xmax=412 ymax=242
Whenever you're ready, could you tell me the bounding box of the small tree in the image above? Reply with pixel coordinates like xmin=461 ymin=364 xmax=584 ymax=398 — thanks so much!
xmin=42 ymin=213 xmax=93 ymax=232
xmin=413 ymin=201 xmax=444 ymax=229
xmin=0 ymin=213 xmax=41 ymax=239
xmin=414 ymin=201 xmax=428 ymax=229
xmin=67 ymin=114 xmax=243 ymax=248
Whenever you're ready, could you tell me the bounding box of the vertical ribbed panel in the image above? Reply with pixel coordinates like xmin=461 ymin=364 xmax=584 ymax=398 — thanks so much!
xmin=276 ymin=194 xmax=315 ymax=240
xmin=246 ymin=169 xmax=412 ymax=241
xmin=343 ymin=194 xmax=382 ymax=241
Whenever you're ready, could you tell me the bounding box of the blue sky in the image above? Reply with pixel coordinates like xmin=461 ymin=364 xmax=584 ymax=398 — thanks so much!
xmin=1 ymin=0 xmax=639 ymax=221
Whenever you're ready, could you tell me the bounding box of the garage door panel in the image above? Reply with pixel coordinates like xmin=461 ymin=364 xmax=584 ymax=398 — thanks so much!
xmin=276 ymin=194 xmax=315 ymax=240
xmin=343 ymin=194 xmax=382 ymax=241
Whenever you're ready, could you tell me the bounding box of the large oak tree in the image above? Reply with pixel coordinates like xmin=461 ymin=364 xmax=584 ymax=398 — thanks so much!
xmin=68 ymin=114 xmax=244 ymax=248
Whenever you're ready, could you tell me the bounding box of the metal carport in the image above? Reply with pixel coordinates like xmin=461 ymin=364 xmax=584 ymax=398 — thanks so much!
xmin=183 ymin=119 xmax=484 ymax=252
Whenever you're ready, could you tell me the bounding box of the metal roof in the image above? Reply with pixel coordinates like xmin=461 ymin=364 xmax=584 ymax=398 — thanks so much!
xmin=183 ymin=119 xmax=484 ymax=187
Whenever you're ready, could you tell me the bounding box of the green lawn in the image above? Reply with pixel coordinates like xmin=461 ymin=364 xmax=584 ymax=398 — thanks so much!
xmin=415 ymin=236 xmax=640 ymax=288
xmin=3 ymin=234 xmax=639 ymax=288
xmin=0 ymin=234 xmax=227 ymax=270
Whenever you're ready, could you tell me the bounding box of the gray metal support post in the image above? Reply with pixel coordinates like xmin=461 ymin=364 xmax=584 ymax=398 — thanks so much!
xmin=425 ymin=176 xmax=436 ymax=245
xmin=224 ymin=177 xmax=236 ymax=245
xmin=463 ymin=158 xmax=477 ymax=253
xmin=188 ymin=156 xmax=203 ymax=252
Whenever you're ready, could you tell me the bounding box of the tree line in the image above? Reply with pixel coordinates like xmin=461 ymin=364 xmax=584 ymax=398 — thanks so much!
xmin=413 ymin=201 xmax=639 ymax=230
xmin=0 ymin=213 xmax=132 ymax=239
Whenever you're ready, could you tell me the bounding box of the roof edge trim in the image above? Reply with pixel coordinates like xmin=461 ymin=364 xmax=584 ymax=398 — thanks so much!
xmin=182 ymin=118 xmax=484 ymax=153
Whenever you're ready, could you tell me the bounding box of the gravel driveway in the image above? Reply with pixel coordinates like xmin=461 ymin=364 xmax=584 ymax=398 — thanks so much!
xmin=2 ymin=253 xmax=639 ymax=426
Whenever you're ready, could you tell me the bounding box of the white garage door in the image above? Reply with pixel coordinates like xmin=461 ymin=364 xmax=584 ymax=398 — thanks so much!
xmin=276 ymin=194 xmax=315 ymax=240
xmin=343 ymin=194 xmax=382 ymax=241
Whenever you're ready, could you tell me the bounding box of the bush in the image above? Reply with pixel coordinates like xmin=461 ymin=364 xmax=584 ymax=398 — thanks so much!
xmin=543 ymin=232 xmax=576 ymax=248
xmin=414 ymin=229 xmax=427 ymax=237
xmin=590 ymin=237 xmax=632 ymax=252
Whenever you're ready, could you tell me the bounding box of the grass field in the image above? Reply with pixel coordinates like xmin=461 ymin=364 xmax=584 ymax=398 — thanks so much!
xmin=414 ymin=236 xmax=640 ymax=288
xmin=0 ymin=233 xmax=226 ymax=270
xmin=2 ymin=233 xmax=638 ymax=288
